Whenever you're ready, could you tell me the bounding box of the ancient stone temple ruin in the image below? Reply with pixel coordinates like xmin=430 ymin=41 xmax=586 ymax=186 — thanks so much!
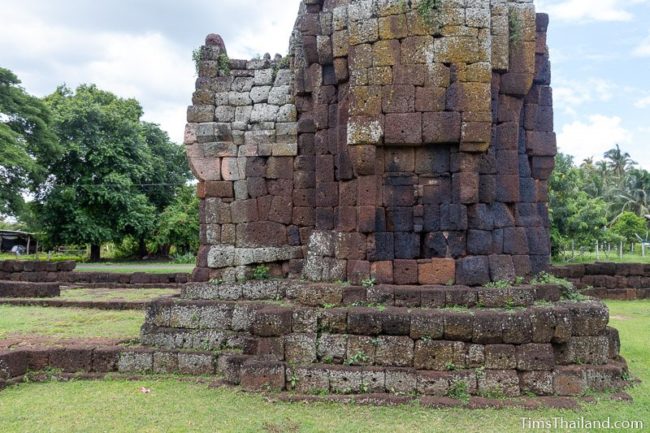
xmin=136 ymin=0 xmax=630 ymax=400
xmin=186 ymin=0 xmax=556 ymax=286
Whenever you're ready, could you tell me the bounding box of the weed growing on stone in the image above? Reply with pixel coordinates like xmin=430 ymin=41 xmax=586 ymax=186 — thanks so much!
xmin=417 ymin=0 xmax=440 ymax=26
xmin=509 ymin=10 xmax=523 ymax=45
xmin=445 ymin=362 xmax=456 ymax=371
xmin=192 ymin=47 xmax=203 ymax=75
xmin=361 ymin=277 xmax=376 ymax=288
xmin=252 ymin=265 xmax=270 ymax=280
xmin=217 ymin=53 xmax=231 ymax=76
xmin=447 ymin=380 xmax=470 ymax=403
xmin=484 ymin=280 xmax=512 ymax=289
xmin=345 ymin=351 xmax=370 ymax=366
xmin=289 ymin=372 xmax=299 ymax=389
xmin=531 ymin=271 xmax=589 ymax=301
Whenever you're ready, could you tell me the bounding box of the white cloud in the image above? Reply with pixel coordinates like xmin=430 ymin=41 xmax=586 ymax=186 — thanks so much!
xmin=557 ymin=115 xmax=633 ymax=163
xmin=537 ymin=0 xmax=647 ymax=22
xmin=634 ymin=96 xmax=650 ymax=108
xmin=633 ymin=33 xmax=650 ymax=57
xmin=552 ymin=78 xmax=615 ymax=116
xmin=0 ymin=0 xmax=301 ymax=143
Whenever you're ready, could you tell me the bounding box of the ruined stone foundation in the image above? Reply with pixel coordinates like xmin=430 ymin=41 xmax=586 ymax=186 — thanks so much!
xmin=156 ymin=0 xmax=630 ymax=401
xmin=140 ymin=281 xmax=628 ymax=398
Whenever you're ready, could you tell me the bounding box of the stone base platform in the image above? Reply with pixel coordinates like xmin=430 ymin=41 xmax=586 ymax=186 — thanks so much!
xmin=137 ymin=280 xmax=630 ymax=398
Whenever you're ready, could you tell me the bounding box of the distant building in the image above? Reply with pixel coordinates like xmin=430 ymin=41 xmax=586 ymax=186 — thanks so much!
xmin=0 ymin=230 xmax=37 ymax=254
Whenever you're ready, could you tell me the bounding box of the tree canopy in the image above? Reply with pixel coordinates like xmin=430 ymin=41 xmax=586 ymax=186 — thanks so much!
xmin=0 ymin=67 xmax=59 ymax=217
xmin=549 ymin=147 xmax=650 ymax=256
xmin=33 ymin=84 xmax=190 ymax=260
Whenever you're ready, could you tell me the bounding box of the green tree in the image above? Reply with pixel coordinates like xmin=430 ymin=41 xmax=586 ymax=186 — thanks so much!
xmin=0 ymin=68 xmax=59 ymax=217
xmin=611 ymin=211 xmax=648 ymax=243
xmin=549 ymin=153 xmax=609 ymax=255
xmin=150 ymin=185 xmax=199 ymax=256
xmin=34 ymin=84 xmax=188 ymax=261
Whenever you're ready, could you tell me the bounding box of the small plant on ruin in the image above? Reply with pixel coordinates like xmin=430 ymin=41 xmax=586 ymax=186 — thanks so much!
xmin=253 ymin=265 xmax=270 ymax=280
xmin=217 ymin=53 xmax=231 ymax=76
xmin=446 ymin=279 xmax=455 ymax=286
xmin=345 ymin=351 xmax=370 ymax=366
xmin=504 ymin=297 xmax=516 ymax=310
xmin=417 ymin=0 xmax=441 ymax=26
xmin=479 ymin=388 xmax=506 ymax=399
xmin=420 ymin=336 xmax=432 ymax=343
xmin=192 ymin=47 xmax=204 ymax=75
xmin=322 ymin=355 xmax=334 ymax=364
xmin=447 ymin=380 xmax=470 ymax=402
xmin=323 ymin=303 xmax=336 ymax=309
xmin=272 ymin=55 xmax=291 ymax=82
xmin=360 ymin=383 xmax=370 ymax=393
xmin=209 ymin=278 xmax=223 ymax=286
xmin=530 ymin=271 xmax=572 ymax=290
xmin=509 ymin=9 xmax=523 ymax=45
xmin=484 ymin=279 xmax=512 ymax=289
xmin=515 ymin=276 xmax=526 ymax=285
xmin=445 ymin=362 xmax=456 ymax=371
xmin=475 ymin=366 xmax=486 ymax=379
xmin=361 ymin=277 xmax=376 ymax=288
xmin=289 ymin=372 xmax=299 ymax=389
xmin=530 ymin=271 xmax=588 ymax=300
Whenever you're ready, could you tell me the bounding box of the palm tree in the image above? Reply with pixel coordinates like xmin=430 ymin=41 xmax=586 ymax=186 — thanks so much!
xmin=604 ymin=144 xmax=636 ymax=178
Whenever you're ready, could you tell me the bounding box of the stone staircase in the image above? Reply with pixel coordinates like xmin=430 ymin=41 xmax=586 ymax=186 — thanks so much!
xmin=138 ymin=280 xmax=629 ymax=398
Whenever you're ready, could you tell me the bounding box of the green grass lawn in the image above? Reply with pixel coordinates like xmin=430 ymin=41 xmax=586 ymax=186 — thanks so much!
xmin=0 ymin=306 xmax=142 ymax=342
xmin=553 ymin=251 xmax=650 ymax=265
xmin=0 ymin=300 xmax=647 ymax=432
xmin=0 ymin=288 xmax=178 ymax=304
xmin=75 ymin=262 xmax=194 ymax=274
xmin=59 ymin=288 xmax=178 ymax=302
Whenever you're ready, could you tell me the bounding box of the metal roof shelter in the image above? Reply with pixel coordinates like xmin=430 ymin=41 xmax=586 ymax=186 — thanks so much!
xmin=0 ymin=230 xmax=37 ymax=254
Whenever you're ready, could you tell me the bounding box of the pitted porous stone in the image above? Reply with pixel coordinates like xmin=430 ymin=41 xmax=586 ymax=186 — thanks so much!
xmin=118 ymin=351 xmax=153 ymax=373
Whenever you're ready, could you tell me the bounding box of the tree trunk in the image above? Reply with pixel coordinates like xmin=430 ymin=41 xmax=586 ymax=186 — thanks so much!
xmin=90 ymin=244 xmax=101 ymax=262
xmin=139 ymin=238 xmax=147 ymax=259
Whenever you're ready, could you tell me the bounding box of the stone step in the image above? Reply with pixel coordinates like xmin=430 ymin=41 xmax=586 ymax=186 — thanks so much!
xmin=143 ymin=297 xmax=611 ymax=343
xmin=141 ymin=321 xmax=620 ymax=370
xmin=181 ymin=280 xmax=563 ymax=308
xmin=221 ymin=357 xmax=630 ymax=398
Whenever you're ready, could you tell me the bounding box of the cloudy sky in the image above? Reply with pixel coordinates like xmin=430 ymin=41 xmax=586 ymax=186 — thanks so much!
xmin=2 ymin=0 xmax=650 ymax=168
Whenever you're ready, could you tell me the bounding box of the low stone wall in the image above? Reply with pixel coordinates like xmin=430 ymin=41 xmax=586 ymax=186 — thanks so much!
xmin=0 ymin=281 xmax=60 ymax=298
xmin=0 ymin=260 xmax=76 ymax=282
xmin=0 ymin=260 xmax=190 ymax=288
xmin=0 ymin=346 xmax=218 ymax=391
xmin=551 ymin=263 xmax=650 ymax=300
xmin=0 ymin=344 xmax=628 ymax=408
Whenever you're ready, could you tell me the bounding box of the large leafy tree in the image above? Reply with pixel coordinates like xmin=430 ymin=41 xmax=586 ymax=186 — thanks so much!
xmin=150 ymin=185 xmax=199 ymax=256
xmin=35 ymin=85 xmax=189 ymax=260
xmin=611 ymin=212 xmax=648 ymax=243
xmin=0 ymin=68 xmax=59 ymax=217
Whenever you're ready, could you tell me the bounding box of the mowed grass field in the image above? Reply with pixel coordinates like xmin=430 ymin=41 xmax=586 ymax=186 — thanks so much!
xmin=0 ymin=300 xmax=647 ymax=432
xmin=75 ymin=262 xmax=194 ymax=274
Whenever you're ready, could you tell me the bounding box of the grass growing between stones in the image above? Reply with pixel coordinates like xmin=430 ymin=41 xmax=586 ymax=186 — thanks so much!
xmin=0 ymin=306 xmax=143 ymax=341
xmin=59 ymin=288 xmax=179 ymax=302
xmin=0 ymin=301 xmax=647 ymax=433
xmin=75 ymin=262 xmax=195 ymax=274
xmin=0 ymin=288 xmax=179 ymax=304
